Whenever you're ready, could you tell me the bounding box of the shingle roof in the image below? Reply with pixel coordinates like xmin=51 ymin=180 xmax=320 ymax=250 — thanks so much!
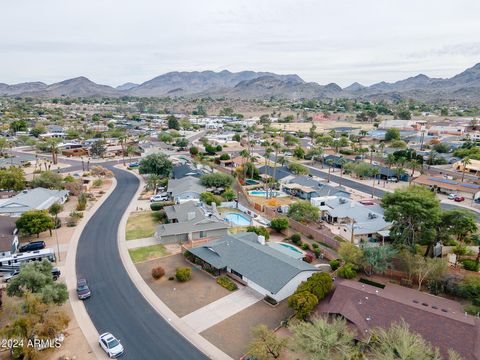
xmin=188 ymin=233 xmax=319 ymax=294
xmin=317 ymin=280 xmax=480 ymax=360
xmin=164 ymin=202 xmax=203 ymax=222
xmin=258 ymin=166 xmax=292 ymax=180
xmin=0 ymin=188 xmax=68 ymax=214
xmin=156 ymin=218 xmax=229 ymax=237
xmin=167 ymin=176 xmax=205 ymax=197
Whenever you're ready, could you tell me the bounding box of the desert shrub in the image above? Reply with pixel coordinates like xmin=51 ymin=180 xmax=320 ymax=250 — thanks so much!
xmin=461 ymin=259 xmax=479 ymax=272
xmin=303 ymin=254 xmax=313 ymax=263
xmin=313 ymin=248 xmax=321 ymax=259
xmin=442 ymin=274 xmax=463 ymax=296
xmin=464 ymin=304 xmax=480 ymax=316
xmin=459 ymin=275 xmax=480 ymax=299
xmin=301 ymin=243 xmax=310 ymax=251
xmin=270 ymin=217 xmax=289 ymax=232
xmin=246 ymin=226 xmax=270 ymax=240
xmin=473 ymin=297 xmax=480 ymax=306
xmin=290 ymin=233 xmax=301 ymax=245
xmin=168 ymin=276 xmax=174 ymax=281
xmin=216 ymin=276 xmax=238 ymax=291
xmin=66 ymin=217 xmax=77 ymax=227
xmin=329 ymin=259 xmax=340 ymax=271
xmin=337 ymin=263 xmax=357 ymax=279
xmin=76 ymin=192 xmax=87 ymax=211
xmin=151 ymin=266 xmax=165 ymax=280
xmin=70 ymin=211 xmax=83 ymax=219
xmin=175 ymin=267 xmax=192 ymax=282
xmin=92 ymin=178 xmax=104 ymax=187
xmin=64 ymin=180 xmax=83 ymax=196
xmin=150 ymin=201 xmax=175 ymax=211
xmin=311 ymin=243 xmax=319 ymax=249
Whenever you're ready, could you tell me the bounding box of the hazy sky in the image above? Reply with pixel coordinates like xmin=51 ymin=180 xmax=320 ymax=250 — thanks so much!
xmin=2 ymin=0 xmax=480 ymax=87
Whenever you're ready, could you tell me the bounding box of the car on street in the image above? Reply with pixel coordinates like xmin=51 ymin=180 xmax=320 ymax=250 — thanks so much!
xmin=99 ymin=332 xmax=124 ymax=358
xmin=128 ymin=162 xmax=139 ymax=168
xmin=448 ymin=193 xmax=457 ymax=200
xmin=18 ymin=240 xmax=46 ymax=252
xmin=150 ymin=193 xmax=168 ymax=202
xmin=76 ymin=278 xmax=91 ymax=299
xmin=454 ymin=196 xmax=465 ymax=202
xmin=387 ymin=177 xmax=398 ymax=183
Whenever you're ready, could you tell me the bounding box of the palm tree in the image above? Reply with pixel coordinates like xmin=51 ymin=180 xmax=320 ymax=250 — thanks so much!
xmin=264 ymin=147 xmax=273 ymax=191
xmin=326 ymin=159 xmax=334 ymax=183
xmin=147 ymin=174 xmax=162 ymax=192
xmin=119 ymin=135 xmax=127 ymax=166
xmin=408 ymin=159 xmax=419 ymax=183
xmin=239 ymin=149 xmax=250 ymax=183
xmin=369 ymin=144 xmax=376 ymax=164
xmin=460 ymin=156 xmax=471 ymax=182
xmin=270 ymin=143 xmax=281 ymax=198
xmin=337 ymin=157 xmax=347 ymax=186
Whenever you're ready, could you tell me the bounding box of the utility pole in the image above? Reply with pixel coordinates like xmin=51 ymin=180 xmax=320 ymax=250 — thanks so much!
xmin=350 ymin=217 xmax=356 ymax=244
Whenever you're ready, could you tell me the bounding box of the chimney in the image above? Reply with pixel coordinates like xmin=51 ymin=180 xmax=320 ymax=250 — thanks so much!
xmin=257 ymin=235 xmax=265 ymax=245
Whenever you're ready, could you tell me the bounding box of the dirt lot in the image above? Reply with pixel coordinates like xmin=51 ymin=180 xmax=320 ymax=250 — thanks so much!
xmin=135 ymin=254 xmax=231 ymax=317
xmin=201 ymin=299 xmax=293 ymax=359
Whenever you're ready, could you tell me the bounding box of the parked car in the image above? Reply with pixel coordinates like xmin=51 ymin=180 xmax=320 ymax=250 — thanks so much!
xmin=3 ymin=267 xmax=60 ymax=283
xmin=76 ymin=278 xmax=91 ymax=300
xmin=475 ymin=198 xmax=480 ymax=204
xmin=128 ymin=162 xmax=139 ymax=168
xmin=448 ymin=193 xmax=457 ymax=200
xmin=150 ymin=193 xmax=168 ymax=202
xmin=99 ymin=333 xmax=124 ymax=358
xmin=387 ymin=177 xmax=398 ymax=183
xmin=18 ymin=240 xmax=46 ymax=253
xmin=454 ymin=196 xmax=465 ymax=202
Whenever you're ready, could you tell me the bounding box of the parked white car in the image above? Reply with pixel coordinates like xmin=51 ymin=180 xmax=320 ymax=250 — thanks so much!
xmin=150 ymin=193 xmax=168 ymax=202
xmin=448 ymin=193 xmax=457 ymax=200
xmin=99 ymin=332 xmax=124 ymax=358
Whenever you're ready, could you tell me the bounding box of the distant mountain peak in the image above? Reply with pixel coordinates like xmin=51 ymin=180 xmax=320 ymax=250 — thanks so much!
xmin=116 ymin=82 xmax=139 ymax=91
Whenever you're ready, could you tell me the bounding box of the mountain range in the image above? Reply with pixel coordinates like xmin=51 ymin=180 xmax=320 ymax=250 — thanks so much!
xmin=1 ymin=64 xmax=480 ymax=104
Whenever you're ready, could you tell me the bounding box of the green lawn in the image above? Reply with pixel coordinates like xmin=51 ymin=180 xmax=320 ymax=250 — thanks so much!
xmin=128 ymin=244 xmax=169 ymax=263
xmin=126 ymin=212 xmax=160 ymax=240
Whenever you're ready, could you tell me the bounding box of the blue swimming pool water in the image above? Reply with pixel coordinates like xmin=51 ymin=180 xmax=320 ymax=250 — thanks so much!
xmin=248 ymin=190 xmax=282 ymax=197
xmin=279 ymin=243 xmax=303 ymax=254
xmin=224 ymin=212 xmax=251 ymax=226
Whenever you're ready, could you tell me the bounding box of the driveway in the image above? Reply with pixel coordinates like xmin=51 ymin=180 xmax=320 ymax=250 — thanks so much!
xmin=182 ymin=287 xmax=263 ymax=333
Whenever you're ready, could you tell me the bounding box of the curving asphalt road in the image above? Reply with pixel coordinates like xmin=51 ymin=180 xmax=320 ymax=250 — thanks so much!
xmin=305 ymin=164 xmax=480 ymax=222
xmin=75 ymin=167 xmax=208 ymax=360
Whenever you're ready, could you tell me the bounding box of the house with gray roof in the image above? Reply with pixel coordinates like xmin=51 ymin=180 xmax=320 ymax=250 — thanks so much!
xmin=156 ymin=201 xmax=229 ymax=244
xmin=167 ymin=176 xmax=206 ymax=203
xmin=0 ymin=188 xmax=69 ymax=217
xmin=283 ymin=176 xmax=350 ymax=200
xmin=186 ymin=232 xmax=321 ymax=302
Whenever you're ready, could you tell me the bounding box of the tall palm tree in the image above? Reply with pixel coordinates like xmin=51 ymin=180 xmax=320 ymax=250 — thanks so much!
xmin=460 ymin=156 xmax=471 ymax=182
xmin=264 ymin=147 xmax=273 ymax=191
xmin=408 ymin=159 xmax=419 ymax=183
xmin=337 ymin=158 xmax=347 ymax=187
xmin=370 ymin=167 xmax=380 ymax=198
xmin=239 ymin=149 xmax=250 ymax=183
xmin=326 ymin=159 xmax=334 ymax=183
xmin=369 ymin=144 xmax=376 ymax=164
xmin=270 ymin=143 xmax=281 ymax=198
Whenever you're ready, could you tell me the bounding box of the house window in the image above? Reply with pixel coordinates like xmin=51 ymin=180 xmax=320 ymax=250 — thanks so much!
xmin=231 ymin=269 xmax=243 ymax=279
xmin=199 ymin=231 xmax=206 ymax=238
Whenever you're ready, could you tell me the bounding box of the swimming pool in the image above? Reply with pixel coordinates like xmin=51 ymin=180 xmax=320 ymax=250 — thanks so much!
xmin=248 ymin=190 xmax=286 ymax=197
xmin=245 ymin=179 xmax=260 ymax=185
xmin=267 ymin=242 xmax=305 ymax=259
xmin=224 ymin=212 xmax=251 ymax=226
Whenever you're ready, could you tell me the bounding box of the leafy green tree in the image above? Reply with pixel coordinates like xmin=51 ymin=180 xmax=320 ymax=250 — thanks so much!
xmin=232 ymin=133 xmax=241 ymax=142
xmin=247 ymin=324 xmax=286 ymax=360
xmin=288 ymin=162 xmax=309 ymax=175
xmin=16 ymin=210 xmax=54 ymax=237
xmin=222 ymin=188 xmax=236 ymax=201
xmin=368 ymin=320 xmax=441 ymax=360
xmin=385 ymin=128 xmax=401 ymax=141
xmin=175 ymin=137 xmax=189 ymax=150
xmin=158 ymin=132 xmax=173 ymax=143
xmin=9 ymin=119 xmax=28 ymax=133
xmin=200 ymin=192 xmax=222 ymax=205
xmin=382 ymin=186 xmax=441 ymax=254
xmin=363 ymin=245 xmax=397 ymax=276
xmin=289 ymin=316 xmax=357 ymax=360
xmin=288 ymin=201 xmax=320 ymax=222
xmin=396 ymin=108 xmax=412 ymax=120
xmin=200 ymin=172 xmax=234 ymax=188
xmin=458 ymin=275 xmax=480 ymax=300
xmin=432 ymin=142 xmax=451 ymax=153
xmin=288 ymin=291 xmax=318 ymax=319
xmin=167 ymin=115 xmax=180 ymax=130
xmin=90 ymin=140 xmax=107 ymax=158
xmin=296 ymin=272 xmax=333 ymax=301
xmin=246 ymin=226 xmax=270 ymax=240
xmin=189 ymin=146 xmax=199 ymax=156
xmin=0 ymin=167 xmax=26 ymax=191
xmin=30 ymin=170 xmax=64 ymax=189
xmin=7 ymin=260 xmax=68 ymax=305
xmin=293 ymin=146 xmax=305 ymax=159
xmin=337 ymin=263 xmax=357 ymax=279
xmin=338 ymin=242 xmax=364 ymax=268
xmin=439 ymin=209 xmax=478 ymax=243
xmin=139 ymin=153 xmax=173 ymax=177
xmin=269 ymin=217 xmax=289 ymax=232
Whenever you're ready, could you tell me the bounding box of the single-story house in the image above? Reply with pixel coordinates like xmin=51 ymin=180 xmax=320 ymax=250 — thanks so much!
xmin=0 ymin=188 xmax=69 ymax=217
xmin=167 ymin=176 xmax=206 ymax=203
xmin=372 ymin=165 xmax=410 ymax=182
xmin=156 ymin=202 xmax=229 ymax=243
xmin=172 ymin=164 xmax=202 ymax=179
xmin=283 ymin=176 xmax=350 ymax=200
xmin=453 ymin=158 xmax=480 ymax=176
xmin=258 ymin=165 xmax=294 ymax=183
xmin=312 ymin=196 xmax=390 ymax=244
xmin=316 ymin=279 xmax=480 ymax=360
xmin=412 ymin=175 xmax=480 ymax=200
xmin=187 ymin=232 xmax=321 ymax=302
xmin=0 ymin=216 xmax=19 ymax=258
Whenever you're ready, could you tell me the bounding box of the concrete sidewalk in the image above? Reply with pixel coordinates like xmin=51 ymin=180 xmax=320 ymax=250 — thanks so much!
xmin=126 ymin=236 xmax=160 ymax=249
xmin=181 ymin=287 xmax=263 ymax=333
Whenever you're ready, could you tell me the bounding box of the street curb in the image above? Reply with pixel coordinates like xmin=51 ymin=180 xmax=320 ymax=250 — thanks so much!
xmin=115 ymin=166 xmax=233 ymax=360
xmin=64 ymin=178 xmax=118 ymax=360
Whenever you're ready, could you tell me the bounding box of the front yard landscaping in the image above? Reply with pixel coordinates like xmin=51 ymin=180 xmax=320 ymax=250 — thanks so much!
xmin=128 ymin=244 xmax=169 ymax=263
xmin=126 ymin=211 xmax=163 ymax=240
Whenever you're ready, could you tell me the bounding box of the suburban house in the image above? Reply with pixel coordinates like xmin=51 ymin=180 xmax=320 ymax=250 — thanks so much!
xmin=0 ymin=188 xmax=69 ymax=217
xmin=371 ymin=164 xmax=410 ymax=182
xmin=155 ymin=201 xmax=229 ymax=244
xmin=413 ymin=175 xmax=480 ymax=200
xmin=0 ymin=216 xmax=19 ymax=258
xmin=282 ymin=176 xmax=350 ymax=200
xmin=167 ymin=176 xmax=206 ymax=203
xmin=316 ymin=279 xmax=480 ymax=360
xmin=453 ymin=158 xmax=480 ymax=176
xmin=377 ymin=119 xmax=422 ymax=130
xmin=186 ymin=232 xmax=321 ymax=302
xmin=258 ymin=165 xmax=293 ymax=183
xmin=312 ymin=196 xmax=390 ymax=243
xmin=172 ymin=164 xmax=203 ymax=179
